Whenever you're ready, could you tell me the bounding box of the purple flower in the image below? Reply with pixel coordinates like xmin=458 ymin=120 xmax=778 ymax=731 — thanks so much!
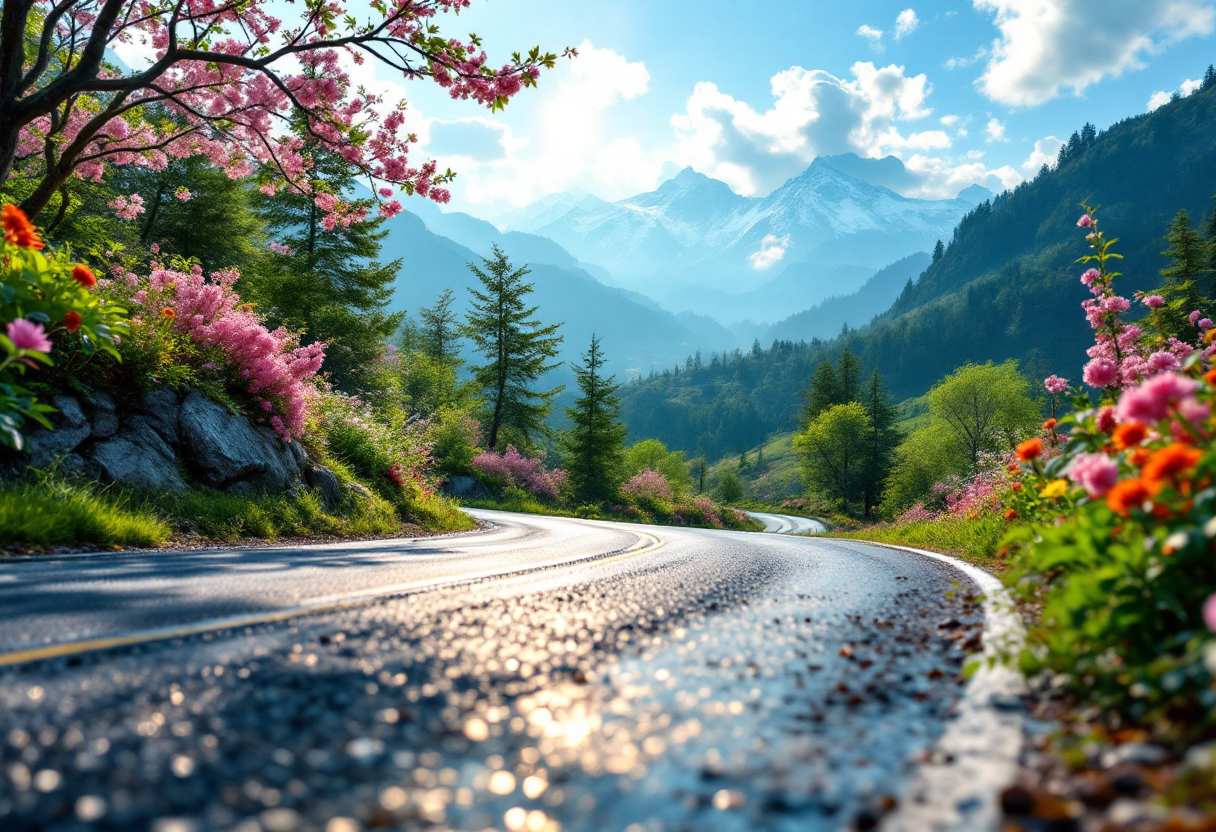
xmin=5 ymin=319 xmax=53 ymax=353
xmin=1077 ymin=214 xmax=1093 ymax=228
xmin=1190 ymin=310 xmax=1203 ymax=325
xmin=1044 ymin=375 xmax=1069 ymax=394
xmin=1201 ymin=319 xmax=1213 ymax=330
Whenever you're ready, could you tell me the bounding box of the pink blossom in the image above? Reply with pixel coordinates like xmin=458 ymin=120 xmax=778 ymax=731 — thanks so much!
xmin=471 ymin=447 xmax=566 ymax=500
xmin=5 ymin=319 xmax=53 ymax=353
xmin=621 ymin=469 xmax=674 ymax=503
xmin=1096 ymin=406 xmax=1117 ymax=433
xmin=1115 ymin=372 xmax=1199 ymax=424
xmin=174 ymin=187 xmax=192 ymax=201
xmin=1147 ymin=351 xmax=1181 ymax=372
xmin=1177 ymin=396 xmax=1210 ymax=427
xmin=1190 ymin=310 xmax=1203 ymax=325
xmin=1101 ymin=296 xmax=1130 ymax=314
xmin=1082 ymin=358 xmax=1119 ymax=389
xmin=1202 ymin=319 xmax=1213 ymax=330
xmin=1068 ymin=453 xmax=1119 ymax=498
xmin=1144 ymin=295 xmax=1165 ymax=308
xmin=108 ymin=193 xmax=145 ymax=220
xmin=1044 ymin=375 xmax=1069 ymax=394
xmin=1077 ymin=214 xmax=1093 ymax=228
xmin=1205 ymin=595 xmax=1216 ymax=632
xmin=1080 ymin=268 xmax=1101 ymax=287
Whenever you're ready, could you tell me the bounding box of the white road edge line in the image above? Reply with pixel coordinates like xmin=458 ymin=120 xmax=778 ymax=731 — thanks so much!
xmin=853 ymin=543 xmax=1025 ymax=832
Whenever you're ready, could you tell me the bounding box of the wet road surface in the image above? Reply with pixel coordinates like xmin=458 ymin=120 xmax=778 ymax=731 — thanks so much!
xmin=0 ymin=511 xmax=985 ymax=832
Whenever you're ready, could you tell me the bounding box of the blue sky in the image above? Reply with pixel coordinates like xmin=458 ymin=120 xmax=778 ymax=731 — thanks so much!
xmin=362 ymin=0 xmax=1216 ymax=211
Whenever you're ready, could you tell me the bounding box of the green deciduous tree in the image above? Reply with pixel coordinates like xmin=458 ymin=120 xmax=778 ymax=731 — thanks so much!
xmin=562 ymin=334 xmax=628 ymax=504
xmin=714 ymin=469 xmax=744 ymax=504
xmin=623 ymin=439 xmax=692 ymax=492
xmin=925 ymin=361 xmax=1040 ymax=467
xmin=462 ymin=245 xmax=564 ymax=452
xmin=794 ymin=402 xmax=871 ymax=507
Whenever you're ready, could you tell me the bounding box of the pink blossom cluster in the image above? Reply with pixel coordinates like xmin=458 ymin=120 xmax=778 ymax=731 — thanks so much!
xmin=897 ymin=502 xmax=941 ymax=523
xmin=620 ymin=469 xmax=675 ymax=503
xmin=108 ymin=193 xmax=145 ymax=220
xmin=121 ymin=265 xmax=325 ymax=441
xmin=470 ymin=447 xmax=567 ymax=500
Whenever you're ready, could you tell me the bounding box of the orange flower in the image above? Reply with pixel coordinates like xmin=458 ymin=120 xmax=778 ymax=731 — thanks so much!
xmin=71 ymin=264 xmax=96 ymax=289
xmin=1142 ymin=443 xmax=1203 ymax=489
xmin=1042 ymin=418 xmax=1057 ymax=431
xmin=1107 ymin=479 xmax=1152 ymax=516
xmin=1112 ymin=422 xmax=1148 ymax=450
xmin=1016 ymin=438 xmax=1044 ymax=462
xmin=1004 ymin=509 xmax=1019 ymax=521
xmin=1 ymin=204 xmax=44 ymax=250
xmin=1010 ymin=482 xmax=1023 ymax=491
xmin=161 ymin=307 xmax=176 ymax=319
xmin=1128 ymin=447 xmax=1152 ymax=468
xmin=1206 ymin=368 xmax=1216 ymax=386
xmin=63 ymin=310 xmax=82 ymax=333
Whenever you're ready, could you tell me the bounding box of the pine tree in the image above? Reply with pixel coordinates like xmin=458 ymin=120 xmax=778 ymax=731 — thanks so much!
xmin=418 ymin=289 xmax=462 ymax=365
xmin=859 ymin=370 xmax=899 ymax=518
xmin=1204 ymin=64 xmax=1216 ymax=90
xmin=801 ymin=360 xmax=842 ymax=425
xmin=1157 ymin=209 xmax=1209 ymax=338
xmin=837 ymin=347 xmax=864 ymax=403
xmin=562 ymin=334 xmax=627 ymax=504
xmin=254 ymin=145 xmax=403 ymax=395
xmin=1080 ymin=122 xmax=1097 ymax=148
xmin=462 ymin=245 xmax=564 ymax=451
xmin=691 ymin=457 xmax=708 ymax=493
xmin=932 ymin=239 xmax=944 ymax=263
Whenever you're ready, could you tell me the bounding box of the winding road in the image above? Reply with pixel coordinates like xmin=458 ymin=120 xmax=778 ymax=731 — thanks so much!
xmin=0 ymin=510 xmax=1008 ymax=832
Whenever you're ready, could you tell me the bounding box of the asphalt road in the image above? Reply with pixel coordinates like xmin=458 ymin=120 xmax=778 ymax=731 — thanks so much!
xmin=749 ymin=512 xmax=827 ymax=535
xmin=0 ymin=510 xmax=987 ymax=832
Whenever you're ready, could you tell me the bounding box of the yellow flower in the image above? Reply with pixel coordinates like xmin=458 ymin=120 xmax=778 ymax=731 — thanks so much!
xmin=1039 ymin=479 xmax=1069 ymax=499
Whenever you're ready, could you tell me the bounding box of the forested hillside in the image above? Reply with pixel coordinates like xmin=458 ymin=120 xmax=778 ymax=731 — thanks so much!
xmin=621 ymin=79 xmax=1216 ymax=460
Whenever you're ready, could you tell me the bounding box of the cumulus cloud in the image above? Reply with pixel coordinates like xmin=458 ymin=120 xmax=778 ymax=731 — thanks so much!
xmin=904 ymin=154 xmax=1021 ymax=197
xmin=985 ymin=117 xmax=1008 ymax=142
xmin=1147 ymin=90 xmax=1174 ymax=111
xmin=1022 ymin=135 xmax=1064 ymax=171
xmin=974 ymin=0 xmax=1216 ymax=107
xmin=424 ymin=41 xmax=665 ymax=207
xmin=750 ymin=235 xmax=791 ymax=270
xmin=895 ymin=9 xmax=920 ymax=39
xmin=1147 ymin=76 xmax=1205 ymax=111
xmin=670 ymin=62 xmax=937 ymax=195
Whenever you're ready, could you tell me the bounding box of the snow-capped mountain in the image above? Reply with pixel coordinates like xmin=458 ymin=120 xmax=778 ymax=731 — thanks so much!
xmin=495 ymin=159 xmax=978 ymax=313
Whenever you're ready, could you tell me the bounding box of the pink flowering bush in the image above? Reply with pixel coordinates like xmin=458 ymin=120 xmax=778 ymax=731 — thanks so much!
xmin=620 ymin=468 xmax=675 ymax=504
xmin=105 ymin=261 xmax=323 ymax=441
xmin=471 ymin=446 xmax=567 ymax=501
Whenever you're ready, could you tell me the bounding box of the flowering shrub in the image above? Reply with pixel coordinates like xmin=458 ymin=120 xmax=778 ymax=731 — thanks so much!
xmin=471 ymin=446 xmax=567 ymax=501
xmin=621 ymin=468 xmax=674 ymax=503
xmin=105 ymin=261 xmax=324 ymax=441
xmin=1 ymin=205 xmax=128 ymax=449
xmin=1004 ymin=208 xmax=1216 ymax=730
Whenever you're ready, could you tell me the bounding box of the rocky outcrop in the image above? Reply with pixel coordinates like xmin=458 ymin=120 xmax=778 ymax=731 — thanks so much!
xmin=10 ymin=387 xmax=346 ymax=509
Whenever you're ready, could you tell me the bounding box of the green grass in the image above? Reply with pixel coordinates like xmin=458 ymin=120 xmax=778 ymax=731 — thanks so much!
xmin=0 ymin=476 xmax=172 ymax=550
xmin=824 ymin=515 xmax=1006 ymax=567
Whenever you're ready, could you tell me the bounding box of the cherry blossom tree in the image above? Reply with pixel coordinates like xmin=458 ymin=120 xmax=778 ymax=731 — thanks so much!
xmin=0 ymin=0 xmax=570 ymax=222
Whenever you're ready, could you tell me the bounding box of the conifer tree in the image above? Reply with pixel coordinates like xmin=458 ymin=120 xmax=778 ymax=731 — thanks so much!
xmin=801 ymin=360 xmax=842 ymax=425
xmin=562 ymin=334 xmax=627 ymax=504
xmin=932 ymin=239 xmax=944 ymax=263
xmin=1204 ymin=64 xmax=1216 ymax=90
xmin=254 ymin=143 xmax=402 ymax=395
xmin=860 ymin=369 xmax=899 ymax=518
xmin=837 ymin=347 xmax=864 ymax=403
xmin=418 ymin=289 xmax=462 ymax=365
xmin=1157 ymin=209 xmax=1209 ymax=338
xmin=463 ymin=245 xmax=564 ymax=451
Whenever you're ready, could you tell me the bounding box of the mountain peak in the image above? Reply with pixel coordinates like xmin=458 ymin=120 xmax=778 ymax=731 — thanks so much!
xmin=956 ymin=183 xmax=995 ymax=205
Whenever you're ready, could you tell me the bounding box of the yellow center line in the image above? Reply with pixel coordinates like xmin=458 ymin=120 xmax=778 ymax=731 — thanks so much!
xmin=0 ymin=528 xmax=665 ymax=668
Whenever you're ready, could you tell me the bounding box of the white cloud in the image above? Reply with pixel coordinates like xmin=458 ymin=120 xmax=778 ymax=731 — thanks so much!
xmin=424 ymin=41 xmax=664 ymax=207
xmin=985 ymin=117 xmax=1008 ymax=142
xmin=895 ymin=9 xmax=920 ymax=39
xmin=670 ymin=62 xmax=937 ymax=195
xmin=940 ymin=114 xmax=960 ymax=126
xmin=944 ymin=47 xmax=988 ymax=70
xmin=975 ymin=0 xmax=1216 ymax=107
xmin=904 ymin=154 xmax=1021 ymax=197
xmin=857 ymin=24 xmax=886 ymax=51
xmin=750 ymin=234 xmax=790 ymax=270
xmin=1147 ymin=76 xmax=1205 ymax=111
xmin=1022 ymin=135 xmax=1064 ymax=171
xmin=1147 ymin=90 xmax=1174 ymax=111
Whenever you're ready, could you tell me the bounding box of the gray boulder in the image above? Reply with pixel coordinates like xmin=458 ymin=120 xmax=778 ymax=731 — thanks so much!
xmin=26 ymin=396 xmax=91 ymax=468
xmin=137 ymin=387 xmax=181 ymax=446
xmin=90 ymin=392 xmax=119 ymax=439
xmin=178 ymin=392 xmax=301 ymax=491
xmin=305 ymin=465 xmax=345 ymax=512
xmin=91 ymin=418 xmax=187 ymax=492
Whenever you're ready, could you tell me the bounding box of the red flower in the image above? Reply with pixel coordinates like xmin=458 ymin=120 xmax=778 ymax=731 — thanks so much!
xmin=71 ymin=264 xmax=96 ymax=289
xmin=161 ymin=307 xmax=176 ymax=319
xmin=1042 ymin=418 xmax=1057 ymax=432
xmin=1 ymin=204 xmax=44 ymax=250
xmin=1016 ymin=438 xmax=1044 ymax=462
xmin=1004 ymin=509 xmax=1019 ymax=520
xmin=1010 ymin=482 xmax=1023 ymax=491
xmin=63 ymin=311 xmax=82 ymax=333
